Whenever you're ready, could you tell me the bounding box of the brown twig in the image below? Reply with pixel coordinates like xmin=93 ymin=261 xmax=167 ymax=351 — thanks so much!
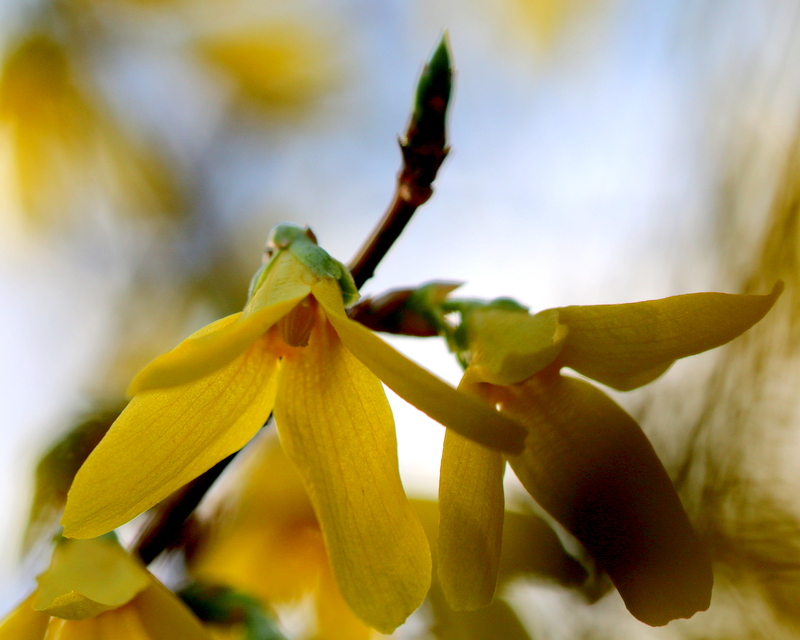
xmin=133 ymin=451 xmax=238 ymax=564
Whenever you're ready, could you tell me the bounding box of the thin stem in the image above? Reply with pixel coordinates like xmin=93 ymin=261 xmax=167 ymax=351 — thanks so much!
xmin=133 ymin=452 xmax=237 ymax=564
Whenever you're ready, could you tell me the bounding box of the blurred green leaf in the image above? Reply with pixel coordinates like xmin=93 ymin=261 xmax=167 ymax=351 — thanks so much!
xmin=24 ymin=404 xmax=124 ymax=553
xmin=179 ymin=582 xmax=287 ymax=640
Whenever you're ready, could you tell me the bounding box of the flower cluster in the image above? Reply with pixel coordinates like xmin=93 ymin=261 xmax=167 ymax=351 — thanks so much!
xmin=61 ymin=224 xmax=525 ymax=633
xmin=50 ymin=222 xmax=781 ymax=633
xmin=433 ymin=286 xmax=781 ymax=625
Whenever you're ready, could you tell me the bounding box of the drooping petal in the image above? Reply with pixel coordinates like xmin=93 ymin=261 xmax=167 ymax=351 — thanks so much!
xmin=34 ymin=539 xmax=150 ymax=620
xmin=438 ymin=428 xmax=505 ymax=610
xmin=464 ymin=308 xmax=568 ymax=385
xmin=62 ymin=334 xmax=279 ymax=539
xmin=0 ymin=595 xmax=49 ymax=640
xmin=129 ymin=265 xmax=309 ymax=394
xmin=274 ymin=317 xmax=431 ymax=634
xmin=497 ymin=373 xmax=712 ymax=626
xmin=556 ymin=283 xmax=782 ymax=391
xmin=311 ymin=280 xmax=526 ymax=454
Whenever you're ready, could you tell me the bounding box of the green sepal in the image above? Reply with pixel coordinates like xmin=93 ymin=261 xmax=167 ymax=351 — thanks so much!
xmin=249 ymin=223 xmax=359 ymax=307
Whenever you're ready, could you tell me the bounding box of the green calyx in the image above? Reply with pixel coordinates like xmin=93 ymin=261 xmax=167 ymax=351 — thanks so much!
xmin=442 ymin=297 xmax=530 ymax=360
xmin=248 ymin=223 xmax=360 ymax=307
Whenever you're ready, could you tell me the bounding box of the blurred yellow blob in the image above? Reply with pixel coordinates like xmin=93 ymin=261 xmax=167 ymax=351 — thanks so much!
xmin=0 ymin=537 xmax=211 ymax=639
xmin=0 ymin=33 xmax=177 ymax=226
xmin=0 ymin=34 xmax=93 ymax=223
xmin=195 ymin=25 xmax=338 ymax=113
xmin=510 ymin=0 xmax=597 ymax=45
xmin=193 ymin=432 xmax=373 ymax=640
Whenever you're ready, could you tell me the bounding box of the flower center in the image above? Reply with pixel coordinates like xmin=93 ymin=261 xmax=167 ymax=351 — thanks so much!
xmin=278 ymin=297 xmax=317 ymax=347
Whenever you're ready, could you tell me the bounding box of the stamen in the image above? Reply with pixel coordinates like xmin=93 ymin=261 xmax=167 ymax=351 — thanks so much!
xmin=278 ymin=297 xmax=317 ymax=347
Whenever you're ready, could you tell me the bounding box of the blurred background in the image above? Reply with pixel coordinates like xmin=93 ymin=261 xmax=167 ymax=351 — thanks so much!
xmin=3 ymin=0 xmax=800 ymax=637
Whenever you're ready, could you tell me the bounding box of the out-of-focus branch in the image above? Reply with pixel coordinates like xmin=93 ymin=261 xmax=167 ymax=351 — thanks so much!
xmin=133 ymin=452 xmax=237 ymax=565
xmin=349 ymin=34 xmax=453 ymax=289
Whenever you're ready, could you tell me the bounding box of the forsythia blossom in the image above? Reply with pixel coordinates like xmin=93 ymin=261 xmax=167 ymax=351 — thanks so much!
xmin=436 ymin=286 xmax=782 ymax=625
xmin=61 ymin=224 xmax=526 ymax=633
xmin=0 ymin=537 xmax=211 ymax=640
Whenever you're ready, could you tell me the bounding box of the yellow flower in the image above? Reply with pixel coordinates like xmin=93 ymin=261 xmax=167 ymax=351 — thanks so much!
xmin=193 ymin=431 xmax=373 ymax=640
xmin=437 ymin=286 xmax=782 ymax=625
xmin=62 ymin=224 xmax=526 ymax=633
xmin=0 ymin=537 xmax=211 ymax=640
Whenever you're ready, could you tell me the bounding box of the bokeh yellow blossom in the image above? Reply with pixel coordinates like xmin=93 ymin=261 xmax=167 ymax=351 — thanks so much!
xmin=0 ymin=2 xmax=340 ymax=228
xmin=0 ymin=32 xmax=177 ymax=225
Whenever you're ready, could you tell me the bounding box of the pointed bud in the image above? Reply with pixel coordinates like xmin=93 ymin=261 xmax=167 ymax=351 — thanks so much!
xmin=398 ymin=34 xmax=453 ymax=205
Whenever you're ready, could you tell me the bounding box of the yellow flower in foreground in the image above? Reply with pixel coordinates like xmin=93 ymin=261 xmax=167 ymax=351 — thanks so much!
xmin=0 ymin=537 xmax=211 ymax=640
xmin=437 ymin=285 xmax=782 ymax=626
xmin=62 ymin=224 xmax=526 ymax=633
xmin=193 ymin=432 xmax=373 ymax=640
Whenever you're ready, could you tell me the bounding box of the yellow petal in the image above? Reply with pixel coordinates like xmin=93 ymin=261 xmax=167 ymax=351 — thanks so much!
xmin=312 ymin=280 xmax=526 ymax=454
xmin=62 ymin=335 xmax=278 ymax=539
xmin=497 ymin=374 xmax=712 ymax=626
xmin=133 ymin=582 xmax=214 ymax=640
xmin=556 ymin=283 xmax=782 ymax=390
xmin=497 ymin=509 xmax=586 ymax=588
xmin=130 ymin=264 xmax=309 ymax=394
xmin=438 ymin=428 xmax=505 ymax=610
xmin=34 ymin=539 xmax=150 ymax=620
xmin=44 ymin=583 xmax=212 ymax=640
xmin=464 ymin=308 xmax=568 ymax=385
xmin=0 ymin=595 xmax=49 ymax=640
xmin=274 ymin=317 xmax=431 ymax=633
